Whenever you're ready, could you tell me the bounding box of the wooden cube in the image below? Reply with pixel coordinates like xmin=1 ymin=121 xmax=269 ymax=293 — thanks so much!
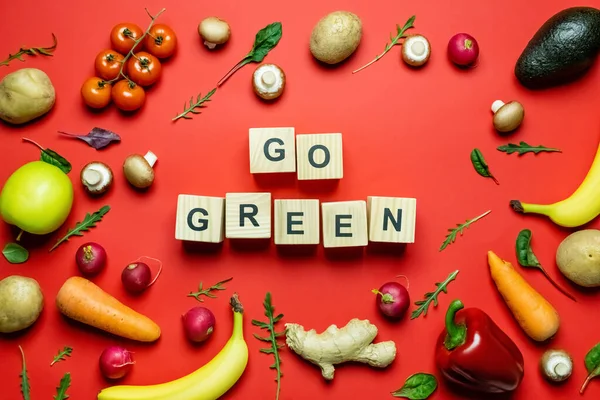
xmin=296 ymin=133 xmax=343 ymax=180
xmin=321 ymin=200 xmax=368 ymax=248
xmin=249 ymin=127 xmax=296 ymax=174
xmin=225 ymin=193 xmax=272 ymax=239
xmin=367 ymin=197 xmax=416 ymax=243
xmin=175 ymin=195 xmax=225 ymax=243
xmin=274 ymin=199 xmax=320 ymax=245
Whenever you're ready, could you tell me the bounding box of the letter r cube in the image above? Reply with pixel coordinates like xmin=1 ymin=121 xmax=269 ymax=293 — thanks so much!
xmin=249 ymin=127 xmax=296 ymax=173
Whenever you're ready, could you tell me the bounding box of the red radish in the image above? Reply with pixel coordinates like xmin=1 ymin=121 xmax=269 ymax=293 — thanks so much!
xmin=121 ymin=257 xmax=162 ymax=294
xmin=447 ymin=33 xmax=479 ymax=66
xmin=372 ymin=279 xmax=410 ymax=320
xmin=99 ymin=346 xmax=134 ymax=380
xmin=75 ymin=242 xmax=107 ymax=277
xmin=182 ymin=306 xmax=216 ymax=343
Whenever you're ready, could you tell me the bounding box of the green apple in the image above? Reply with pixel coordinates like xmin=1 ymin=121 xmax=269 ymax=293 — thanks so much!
xmin=0 ymin=161 xmax=73 ymax=235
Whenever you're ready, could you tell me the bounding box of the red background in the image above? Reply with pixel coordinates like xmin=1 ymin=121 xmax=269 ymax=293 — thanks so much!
xmin=1 ymin=0 xmax=600 ymax=399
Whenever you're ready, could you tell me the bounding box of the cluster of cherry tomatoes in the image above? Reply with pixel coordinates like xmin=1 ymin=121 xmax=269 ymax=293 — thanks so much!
xmin=81 ymin=22 xmax=177 ymax=112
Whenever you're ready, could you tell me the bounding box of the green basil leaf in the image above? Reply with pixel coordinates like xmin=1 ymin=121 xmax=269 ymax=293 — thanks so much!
xmin=392 ymin=373 xmax=437 ymax=399
xmin=248 ymin=22 xmax=282 ymax=63
xmin=41 ymin=148 xmax=72 ymax=174
xmin=585 ymin=343 xmax=600 ymax=375
xmin=2 ymin=243 xmax=29 ymax=264
xmin=515 ymin=229 xmax=541 ymax=267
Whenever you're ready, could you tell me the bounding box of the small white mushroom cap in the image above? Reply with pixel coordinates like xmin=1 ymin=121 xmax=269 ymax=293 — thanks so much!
xmin=123 ymin=151 xmax=157 ymax=189
xmin=199 ymin=17 xmax=231 ymax=49
xmin=401 ymin=35 xmax=431 ymax=67
xmin=540 ymin=349 xmax=573 ymax=383
xmin=252 ymin=64 xmax=286 ymax=100
xmin=80 ymin=162 xmax=113 ymax=195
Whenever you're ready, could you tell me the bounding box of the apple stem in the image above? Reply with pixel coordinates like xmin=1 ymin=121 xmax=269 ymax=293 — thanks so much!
xmin=22 ymin=137 xmax=45 ymax=150
xmin=16 ymin=230 xmax=23 ymax=242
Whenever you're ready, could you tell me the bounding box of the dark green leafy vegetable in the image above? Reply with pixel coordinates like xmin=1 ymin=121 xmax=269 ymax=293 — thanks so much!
xmin=58 ymin=127 xmax=121 ymax=150
xmin=515 ymin=229 xmax=576 ymax=301
xmin=2 ymin=243 xmax=28 ymax=263
xmin=411 ymin=270 xmax=459 ymax=319
xmin=19 ymin=345 xmax=30 ymax=400
xmin=217 ymin=22 xmax=282 ymax=87
xmin=581 ymin=342 xmax=600 ymax=394
xmin=252 ymin=292 xmax=285 ymax=400
xmin=392 ymin=373 xmax=438 ymax=399
xmin=53 ymin=373 xmax=71 ymax=400
xmin=188 ymin=277 xmax=233 ymax=302
xmin=173 ymin=88 xmax=217 ymax=121
xmin=439 ymin=210 xmax=491 ymax=251
xmin=0 ymin=34 xmax=57 ymax=67
xmin=49 ymin=205 xmax=110 ymax=252
xmin=497 ymin=141 xmax=561 ymax=156
xmin=51 ymin=346 xmax=73 ymax=366
xmin=22 ymin=137 xmax=71 ymax=174
xmin=470 ymin=148 xmax=498 ymax=184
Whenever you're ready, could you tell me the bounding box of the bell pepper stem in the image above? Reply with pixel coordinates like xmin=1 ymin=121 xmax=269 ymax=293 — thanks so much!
xmin=444 ymin=299 xmax=467 ymax=351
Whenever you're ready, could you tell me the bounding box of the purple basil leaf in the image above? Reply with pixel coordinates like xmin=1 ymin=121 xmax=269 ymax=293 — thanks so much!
xmin=58 ymin=127 xmax=121 ymax=150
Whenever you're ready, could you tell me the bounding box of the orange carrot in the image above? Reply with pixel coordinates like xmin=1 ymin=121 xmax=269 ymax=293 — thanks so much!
xmin=56 ymin=276 xmax=161 ymax=342
xmin=487 ymin=250 xmax=560 ymax=342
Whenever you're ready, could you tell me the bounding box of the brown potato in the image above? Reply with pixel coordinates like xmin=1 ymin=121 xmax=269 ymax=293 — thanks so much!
xmin=556 ymin=229 xmax=600 ymax=287
xmin=0 ymin=275 xmax=44 ymax=333
xmin=310 ymin=11 xmax=362 ymax=65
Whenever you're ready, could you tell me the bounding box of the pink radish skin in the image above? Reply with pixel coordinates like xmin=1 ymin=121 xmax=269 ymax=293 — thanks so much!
xmin=182 ymin=306 xmax=216 ymax=343
xmin=447 ymin=33 xmax=479 ymax=66
xmin=121 ymin=259 xmax=162 ymax=294
xmin=99 ymin=346 xmax=134 ymax=380
xmin=75 ymin=242 xmax=107 ymax=277
xmin=373 ymin=281 xmax=410 ymax=320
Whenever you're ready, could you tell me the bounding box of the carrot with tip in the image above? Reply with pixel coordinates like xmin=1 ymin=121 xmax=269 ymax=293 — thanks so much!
xmin=487 ymin=250 xmax=560 ymax=342
xmin=56 ymin=276 xmax=161 ymax=342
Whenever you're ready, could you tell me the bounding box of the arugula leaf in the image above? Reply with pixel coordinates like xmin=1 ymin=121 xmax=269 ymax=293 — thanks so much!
xmin=2 ymin=243 xmax=28 ymax=263
xmin=470 ymin=148 xmax=498 ymax=184
xmin=392 ymin=373 xmax=438 ymax=399
xmin=188 ymin=277 xmax=233 ymax=302
xmin=439 ymin=210 xmax=491 ymax=251
xmin=41 ymin=148 xmax=72 ymax=174
xmin=18 ymin=345 xmax=30 ymax=400
xmin=497 ymin=141 xmax=561 ymax=156
xmin=53 ymin=373 xmax=71 ymax=400
xmin=51 ymin=346 xmax=73 ymax=366
xmin=49 ymin=205 xmax=110 ymax=252
xmin=411 ymin=270 xmax=459 ymax=319
xmin=581 ymin=342 xmax=600 ymax=394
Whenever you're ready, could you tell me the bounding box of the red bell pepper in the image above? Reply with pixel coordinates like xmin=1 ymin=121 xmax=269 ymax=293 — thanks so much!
xmin=435 ymin=299 xmax=525 ymax=394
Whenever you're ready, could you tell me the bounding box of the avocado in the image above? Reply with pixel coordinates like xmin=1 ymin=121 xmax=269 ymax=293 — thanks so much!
xmin=515 ymin=7 xmax=600 ymax=89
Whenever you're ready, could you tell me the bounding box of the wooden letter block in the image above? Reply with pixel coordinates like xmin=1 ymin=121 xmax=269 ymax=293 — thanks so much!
xmin=175 ymin=195 xmax=225 ymax=243
xmin=321 ymin=200 xmax=368 ymax=248
xmin=367 ymin=197 xmax=416 ymax=243
xmin=274 ymin=199 xmax=320 ymax=245
xmin=225 ymin=193 xmax=272 ymax=239
xmin=249 ymin=127 xmax=296 ymax=173
xmin=296 ymin=133 xmax=343 ymax=180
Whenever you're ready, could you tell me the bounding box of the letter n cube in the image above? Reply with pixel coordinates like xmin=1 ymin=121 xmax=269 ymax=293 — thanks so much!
xmin=367 ymin=197 xmax=416 ymax=243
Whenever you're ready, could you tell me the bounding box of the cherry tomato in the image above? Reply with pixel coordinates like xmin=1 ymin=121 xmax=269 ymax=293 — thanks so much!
xmin=110 ymin=22 xmax=144 ymax=54
xmin=81 ymin=77 xmax=112 ymax=109
xmin=127 ymin=52 xmax=162 ymax=86
xmin=111 ymin=80 xmax=146 ymax=112
xmin=144 ymin=24 xmax=177 ymax=59
xmin=94 ymin=49 xmax=125 ymax=80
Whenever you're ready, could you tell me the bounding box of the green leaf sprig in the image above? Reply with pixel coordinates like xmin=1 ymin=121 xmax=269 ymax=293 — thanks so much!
xmin=581 ymin=342 xmax=600 ymax=394
xmin=411 ymin=270 xmax=459 ymax=320
xmin=53 ymin=373 xmax=71 ymax=400
xmin=22 ymin=138 xmax=71 ymax=174
xmin=392 ymin=372 xmax=438 ymax=399
xmin=252 ymin=292 xmax=285 ymax=400
xmin=352 ymin=15 xmax=416 ymax=74
xmin=173 ymin=88 xmax=217 ymax=121
xmin=2 ymin=243 xmax=29 ymax=264
xmin=470 ymin=148 xmax=498 ymax=184
xmin=1 ymin=34 xmax=57 ymax=67
xmin=515 ymin=229 xmax=576 ymax=301
xmin=439 ymin=210 xmax=491 ymax=251
xmin=51 ymin=346 xmax=73 ymax=366
xmin=19 ymin=345 xmax=31 ymax=400
xmin=497 ymin=141 xmax=561 ymax=156
xmin=217 ymin=22 xmax=282 ymax=87
xmin=49 ymin=205 xmax=110 ymax=252
xmin=188 ymin=277 xmax=233 ymax=302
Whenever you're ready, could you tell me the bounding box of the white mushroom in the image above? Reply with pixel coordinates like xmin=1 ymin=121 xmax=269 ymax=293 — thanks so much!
xmin=540 ymin=349 xmax=573 ymax=383
xmin=80 ymin=162 xmax=113 ymax=195
xmin=123 ymin=151 xmax=157 ymax=189
xmin=401 ymin=35 xmax=431 ymax=67
xmin=491 ymin=100 xmax=525 ymax=133
xmin=198 ymin=17 xmax=231 ymax=49
xmin=252 ymin=64 xmax=286 ymax=100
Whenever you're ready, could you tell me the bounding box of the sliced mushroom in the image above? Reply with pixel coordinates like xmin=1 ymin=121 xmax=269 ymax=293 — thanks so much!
xmin=253 ymin=64 xmax=286 ymax=100
xmin=80 ymin=162 xmax=113 ymax=195
xmin=198 ymin=17 xmax=231 ymax=49
xmin=491 ymin=100 xmax=524 ymax=133
xmin=401 ymin=35 xmax=431 ymax=67
xmin=123 ymin=151 xmax=157 ymax=189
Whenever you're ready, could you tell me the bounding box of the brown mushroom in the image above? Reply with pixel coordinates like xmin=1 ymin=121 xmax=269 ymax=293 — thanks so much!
xmin=401 ymin=35 xmax=431 ymax=67
xmin=252 ymin=64 xmax=285 ymax=100
xmin=198 ymin=17 xmax=231 ymax=49
xmin=80 ymin=161 xmax=113 ymax=195
xmin=123 ymin=151 xmax=157 ymax=189
xmin=491 ymin=100 xmax=524 ymax=133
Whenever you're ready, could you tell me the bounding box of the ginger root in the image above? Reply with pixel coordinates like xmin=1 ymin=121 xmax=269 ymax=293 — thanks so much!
xmin=285 ymin=318 xmax=396 ymax=380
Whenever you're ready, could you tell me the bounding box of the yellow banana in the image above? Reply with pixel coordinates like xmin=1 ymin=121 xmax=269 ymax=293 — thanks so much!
xmin=510 ymin=138 xmax=600 ymax=227
xmin=97 ymin=294 xmax=248 ymax=400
